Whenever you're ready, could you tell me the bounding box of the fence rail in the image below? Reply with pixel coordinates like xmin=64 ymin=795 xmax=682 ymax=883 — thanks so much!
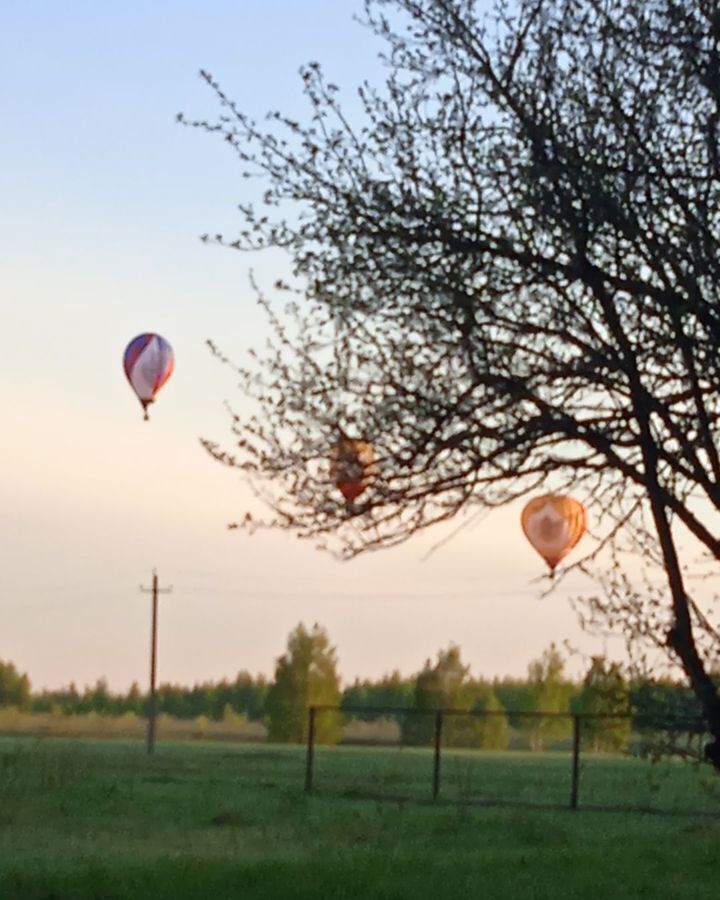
xmin=304 ymin=705 xmax=714 ymax=814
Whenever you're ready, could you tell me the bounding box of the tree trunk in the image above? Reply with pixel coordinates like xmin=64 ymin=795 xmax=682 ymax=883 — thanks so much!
xmin=666 ymin=626 xmax=720 ymax=769
xmin=644 ymin=464 xmax=720 ymax=770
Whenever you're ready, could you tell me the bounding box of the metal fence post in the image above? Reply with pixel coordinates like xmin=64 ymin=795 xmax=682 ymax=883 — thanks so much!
xmin=570 ymin=714 xmax=581 ymax=810
xmin=432 ymin=710 xmax=443 ymax=800
xmin=305 ymin=706 xmax=316 ymax=793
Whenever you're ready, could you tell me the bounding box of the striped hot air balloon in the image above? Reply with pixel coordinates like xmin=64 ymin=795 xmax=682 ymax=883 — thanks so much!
xmin=521 ymin=494 xmax=586 ymax=573
xmin=329 ymin=438 xmax=375 ymax=502
xmin=123 ymin=333 xmax=174 ymax=420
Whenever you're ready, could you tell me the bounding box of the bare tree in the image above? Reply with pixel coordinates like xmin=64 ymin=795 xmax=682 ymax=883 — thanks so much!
xmin=182 ymin=0 xmax=720 ymax=766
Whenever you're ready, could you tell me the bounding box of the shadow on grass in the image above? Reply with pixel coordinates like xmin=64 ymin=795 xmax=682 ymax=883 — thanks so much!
xmin=0 ymin=855 xmax=501 ymax=900
xmin=4 ymin=842 xmax=720 ymax=900
xmin=326 ymin=786 xmax=720 ymax=819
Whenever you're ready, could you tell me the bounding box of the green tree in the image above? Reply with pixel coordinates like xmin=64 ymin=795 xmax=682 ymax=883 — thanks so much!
xmin=402 ymin=645 xmax=467 ymax=745
xmin=342 ymin=670 xmax=414 ymax=727
xmin=189 ymin=0 xmax=720 ymax=767
xmin=630 ymin=677 xmax=703 ymax=723
xmin=0 ymin=660 xmax=30 ymax=710
xmin=265 ymin=623 xmax=341 ymax=744
xmin=64 ymin=683 xmax=80 ymax=714
xmin=525 ymin=644 xmax=573 ymax=750
xmin=124 ymin=681 xmax=143 ymax=715
xmin=493 ymin=677 xmax=538 ymax=730
xmin=230 ymin=671 xmax=268 ymax=721
xmin=472 ymin=682 xmax=510 ymax=751
xmin=402 ymin=645 xmax=508 ymax=748
xmin=575 ymin=657 xmax=631 ymax=752
xmin=630 ymin=675 xmax=706 ymax=760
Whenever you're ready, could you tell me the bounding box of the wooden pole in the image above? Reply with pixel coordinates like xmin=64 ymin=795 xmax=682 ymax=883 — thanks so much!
xmin=433 ymin=710 xmax=443 ymax=800
xmin=305 ymin=707 xmax=316 ymax=793
xmin=140 ymin=570 xmax=172 ymax=755
xmin=570 ymin=714 xmax=581 ymax=810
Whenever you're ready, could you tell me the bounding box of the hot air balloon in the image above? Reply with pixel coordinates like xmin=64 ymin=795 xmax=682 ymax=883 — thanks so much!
xmin=329 ymin=438 xmax=375 ymax=502
xmin=123 ymin=333 xmax=174 ymax=420
xmin=521 ymin=494 xmax=586 ymax=573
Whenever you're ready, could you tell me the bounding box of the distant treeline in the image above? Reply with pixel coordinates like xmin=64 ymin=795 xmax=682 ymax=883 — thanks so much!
xmin=30 ymin=673 xmax=269 ymax=722
xmin=0 ymin=653 xmax=704 ymax=728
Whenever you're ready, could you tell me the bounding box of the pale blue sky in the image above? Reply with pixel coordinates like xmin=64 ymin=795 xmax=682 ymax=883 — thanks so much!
xmin=2 ymin=2 xmax=623 ymax=692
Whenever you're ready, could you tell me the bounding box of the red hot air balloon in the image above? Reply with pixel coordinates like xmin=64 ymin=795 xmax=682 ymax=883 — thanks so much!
xmin=329 ymin=439 xmax=375 ymax=502
xmin=521 ymin=494 xmax=586 ymax=572
xmin=123 ymin=334 xmax=174 ymax=420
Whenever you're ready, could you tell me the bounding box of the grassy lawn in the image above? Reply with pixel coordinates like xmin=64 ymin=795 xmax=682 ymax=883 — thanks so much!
xmin=311 ymin=742 xmax=720 ymax=813
xmin=0 ymin=736 xmax=718 ymax=899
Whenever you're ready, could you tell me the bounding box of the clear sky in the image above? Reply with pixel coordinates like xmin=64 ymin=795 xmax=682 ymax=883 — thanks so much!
xmin=2 ymin=1 xmax=625 ymax=693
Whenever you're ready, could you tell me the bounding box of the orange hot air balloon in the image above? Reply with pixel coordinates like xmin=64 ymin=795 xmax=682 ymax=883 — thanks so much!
xmin=521 ymin=494 xmax=586 ymax=572
xmin=330 ymin=438 xmax=375 ymax=502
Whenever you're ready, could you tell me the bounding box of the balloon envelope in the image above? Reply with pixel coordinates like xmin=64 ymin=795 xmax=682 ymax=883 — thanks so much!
xmin=521 ymin=494 xmax=586 ymax=571
xmin=329 ymin=439 xmax=375 ymax=502
xmin=123 ymin=333 xmax=174 ymax=419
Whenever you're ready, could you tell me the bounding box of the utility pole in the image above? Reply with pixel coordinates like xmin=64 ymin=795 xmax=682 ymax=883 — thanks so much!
xmin=140 ymin=569 xmax=172 ymax=755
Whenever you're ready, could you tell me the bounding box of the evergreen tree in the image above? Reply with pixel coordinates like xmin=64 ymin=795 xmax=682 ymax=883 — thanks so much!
xmin=630 ymin=676 xmax=706 ymax=760
xmin=342 ymin=670 xmax=415 ymax=720
xmin=125 ymin=681 xmax=143 ymax=715
xmin=575 ymin=657 xmax=631 ymax=752
xmin=84 ymin=678 xmax=112 ymax=715
xmin=402 ymin=645 xmax=508 ymax=748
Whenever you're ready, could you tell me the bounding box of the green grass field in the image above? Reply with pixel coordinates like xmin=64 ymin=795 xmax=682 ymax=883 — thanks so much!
xmin=1 ymin=736 xmax=719 ymax=899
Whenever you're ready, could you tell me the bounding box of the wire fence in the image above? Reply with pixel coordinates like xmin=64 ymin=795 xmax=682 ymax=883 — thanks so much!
xmin=305 ymin=706 xmax=719 ymax=815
